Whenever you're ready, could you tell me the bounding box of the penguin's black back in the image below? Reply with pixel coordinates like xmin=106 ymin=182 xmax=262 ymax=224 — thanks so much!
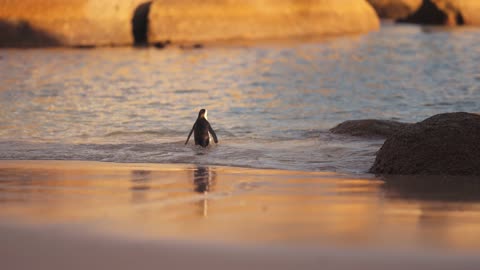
xmin=194 ymin=117 xmax=211 ymax=147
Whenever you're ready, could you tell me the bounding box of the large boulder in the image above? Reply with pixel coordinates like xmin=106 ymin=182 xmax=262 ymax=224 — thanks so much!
xmin=330 ymin=119 xmax=412 ymax=138
xmin=370 ymin=112 xmax=480 ymax=175
xmin=0 ymin=0 xmax=149 ymax=47
xmin=148 ymin=0 xmax=380 ymax=46
xmin=367 ymin=0 xmax=422 ymax=20
xmin=399 ymin=0 xmax=480 ymax=26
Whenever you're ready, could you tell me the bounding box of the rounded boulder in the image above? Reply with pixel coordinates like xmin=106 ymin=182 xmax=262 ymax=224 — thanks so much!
xmin=148 ymin=0 xmax=380 ymax=45
xmin=330 ymin=119 xmax=411 ymax=138
xmin=0 ymin=0 xmax=147 ymax=47
xmin=370 ymin=112 xmax=480 ymax=175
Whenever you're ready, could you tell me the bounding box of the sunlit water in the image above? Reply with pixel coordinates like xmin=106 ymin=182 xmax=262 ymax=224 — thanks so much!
xmin=1 ymin=24 xmax=480 ymax=174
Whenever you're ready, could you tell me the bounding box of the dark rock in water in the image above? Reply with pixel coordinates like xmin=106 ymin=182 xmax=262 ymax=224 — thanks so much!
xmin=370 ymin=112 xmax=480 ymax=176
xmin=330 ymin=119 xmax=411 ymax=138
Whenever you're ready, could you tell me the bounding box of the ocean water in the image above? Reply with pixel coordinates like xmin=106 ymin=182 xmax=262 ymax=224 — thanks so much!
xmin=1 ymin=24 xmax=480 ymax=174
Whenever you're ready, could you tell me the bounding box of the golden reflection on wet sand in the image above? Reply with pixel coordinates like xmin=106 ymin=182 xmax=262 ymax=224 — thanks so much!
xmin=1 ymin=160 xmax=480 ymax=250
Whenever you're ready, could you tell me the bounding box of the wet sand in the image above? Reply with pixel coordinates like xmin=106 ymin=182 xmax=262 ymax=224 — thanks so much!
xmin=2 ymin=222 xmax=480 ymax=270
xmin=1 ymin=160 xmax=480 ymax=269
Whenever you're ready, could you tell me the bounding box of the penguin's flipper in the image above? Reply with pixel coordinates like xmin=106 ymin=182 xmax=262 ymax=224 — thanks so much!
xmin=208 ymin=124 xmax=218 ymax=144
xmin=185 ymin=123 xmax=196 ymax=145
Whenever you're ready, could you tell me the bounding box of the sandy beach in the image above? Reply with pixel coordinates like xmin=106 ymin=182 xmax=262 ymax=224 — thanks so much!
xmin=1 ymin=160 xmax=480 ymax=269
xmin=2 ymin=221 xmax=480 ymax=270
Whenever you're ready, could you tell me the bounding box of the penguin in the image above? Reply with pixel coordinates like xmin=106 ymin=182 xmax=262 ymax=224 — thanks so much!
xmin=185 ymin=109 xmax=218 ymax=147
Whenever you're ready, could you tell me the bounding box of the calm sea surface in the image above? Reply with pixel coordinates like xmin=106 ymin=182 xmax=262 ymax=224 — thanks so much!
xmin=1 ymin=24 xmax=480 ymax=173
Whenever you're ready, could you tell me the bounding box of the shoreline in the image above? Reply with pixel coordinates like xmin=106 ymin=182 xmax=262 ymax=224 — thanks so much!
xmin=0 ymin=159 xmax=366 ymax=177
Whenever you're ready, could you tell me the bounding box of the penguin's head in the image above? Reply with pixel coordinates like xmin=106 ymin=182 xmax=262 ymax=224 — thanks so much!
xmin=198 ymin=109 xmax=207 ymax=119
